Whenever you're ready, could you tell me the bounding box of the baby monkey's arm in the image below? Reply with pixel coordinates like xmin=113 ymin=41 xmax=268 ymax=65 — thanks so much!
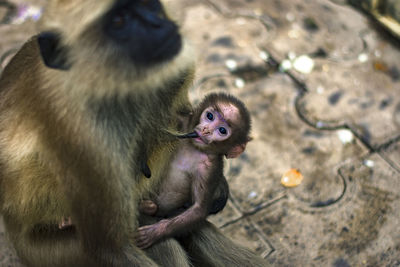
xmin=136 ymin=170 xmax=214 ymax=249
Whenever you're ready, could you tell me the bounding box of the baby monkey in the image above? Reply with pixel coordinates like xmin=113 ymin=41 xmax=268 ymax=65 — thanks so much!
xmin=58 ymin=93 xmax=251 ymax=243
xmin=136 ymin=92 xmax=251 ymax=249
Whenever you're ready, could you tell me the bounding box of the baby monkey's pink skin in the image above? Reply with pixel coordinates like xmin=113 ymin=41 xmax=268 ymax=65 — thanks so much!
xmin=135 ymin=97 xmax=251 ymax=249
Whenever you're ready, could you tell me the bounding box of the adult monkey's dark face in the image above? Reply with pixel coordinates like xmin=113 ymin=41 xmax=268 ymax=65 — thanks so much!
xmin=104 ymin=0 xmax=182 ymax=65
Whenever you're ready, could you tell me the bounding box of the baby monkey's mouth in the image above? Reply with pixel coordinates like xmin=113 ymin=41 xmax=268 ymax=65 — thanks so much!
xmin=176 ymin=131 xmax=209 ymax=145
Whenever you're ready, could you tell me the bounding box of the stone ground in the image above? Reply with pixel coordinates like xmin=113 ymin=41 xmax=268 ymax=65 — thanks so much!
xmin=1 ymin=0 xmax=400 ymax=266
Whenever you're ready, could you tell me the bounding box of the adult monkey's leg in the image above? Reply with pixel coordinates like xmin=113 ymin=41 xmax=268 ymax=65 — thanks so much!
xmin=139 ymin=214 xmax=191 ymax=266
xmin=181 ymin=221 xmax=268 ymax=267
xmin=145 ymin=238 xmax=191 ymax=267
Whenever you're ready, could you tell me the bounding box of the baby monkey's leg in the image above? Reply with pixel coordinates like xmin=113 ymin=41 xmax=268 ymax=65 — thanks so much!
xmin=58 ymin=217 xmax=73 ymax=230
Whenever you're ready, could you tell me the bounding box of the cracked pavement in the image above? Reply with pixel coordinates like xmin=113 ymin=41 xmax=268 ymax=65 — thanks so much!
xmin=1 ymin=0 xmax=399 ymax=266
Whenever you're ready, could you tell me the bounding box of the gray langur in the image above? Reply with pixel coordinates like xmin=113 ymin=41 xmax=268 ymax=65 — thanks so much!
xmin=0 ymin=0 xmax=268 ymax=266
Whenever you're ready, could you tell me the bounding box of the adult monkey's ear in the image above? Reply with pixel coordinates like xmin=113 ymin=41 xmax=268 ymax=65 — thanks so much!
xmin=225 ymin=137 xmax=253 ymax=159
xmin=37 ymin=32 xmax=71 ymax=70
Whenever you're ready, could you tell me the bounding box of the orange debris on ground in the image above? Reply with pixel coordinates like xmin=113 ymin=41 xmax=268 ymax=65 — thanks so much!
xmin=281 ymin=168 xmax=304 ymax=187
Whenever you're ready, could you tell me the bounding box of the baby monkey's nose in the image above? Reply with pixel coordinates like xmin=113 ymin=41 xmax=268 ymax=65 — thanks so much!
xmin=201 ymin=127 xmax=211 ymax=135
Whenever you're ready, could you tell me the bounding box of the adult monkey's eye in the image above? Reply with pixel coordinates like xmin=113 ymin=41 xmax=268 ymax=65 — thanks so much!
xmin=111 ymin=10 xmax=129 ymax=29
xmin=219 ymin=127 xmax=227 ymax=135
xmin=206 ymin=112 xmax=214 ymax=121
xmin=111 ymin=12 xmax=128 ymax=29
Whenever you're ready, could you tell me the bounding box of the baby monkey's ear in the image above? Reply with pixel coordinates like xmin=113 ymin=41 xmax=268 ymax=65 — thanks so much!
xmin=225 ymin=137 xmax=253 ymax=159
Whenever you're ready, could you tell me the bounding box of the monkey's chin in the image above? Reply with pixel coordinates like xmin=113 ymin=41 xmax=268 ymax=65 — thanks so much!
xmin=193 ymin=138 xmax=201 ymax=144
xmin=149 ymin=32 xmax=182 ymax=64
xmin=193 ymin=136 xmax=206 ymax=145
xmin=192 ymin=137 xmax=211 ymax=151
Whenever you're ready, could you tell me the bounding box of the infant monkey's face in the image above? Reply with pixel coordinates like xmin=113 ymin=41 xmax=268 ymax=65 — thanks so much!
xmin=193 ymin=103 xmax=239 ymax=147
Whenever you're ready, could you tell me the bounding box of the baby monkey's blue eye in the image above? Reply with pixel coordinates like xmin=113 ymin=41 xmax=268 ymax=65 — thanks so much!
xmin=219 ymin=127 xmax=227 ymax=135
xmin=206 ymin=112 xmax=214 ymax=121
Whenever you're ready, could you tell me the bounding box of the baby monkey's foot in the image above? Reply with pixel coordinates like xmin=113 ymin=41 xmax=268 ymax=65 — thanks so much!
xmin=139 ymin=200 xmax=158 ymax=215
xmin=59 ymin=216 xmax=73 ymax=230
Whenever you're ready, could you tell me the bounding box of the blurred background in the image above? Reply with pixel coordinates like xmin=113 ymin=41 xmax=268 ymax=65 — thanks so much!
xmin=1 ymin=0 xmax=399 ymax=266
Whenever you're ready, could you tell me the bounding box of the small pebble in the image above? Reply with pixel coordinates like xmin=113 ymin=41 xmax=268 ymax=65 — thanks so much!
xmin=280 ymin=60 xmax=292 ymax=72
xmin=259 ymin=51 xmax=269 ymax=61
xmin=288 ymin=52 xmax=297 ymax=60
xmin=293 ymin=55 xmax=314 ymax=74
xmin=235 ymin=78 xmax=245 ymax=88
xmin=363 ymin=159 xmax=374 ymax=168
xmin=225 ymin=59 xmax=238 ymax=71
xmin=358 ymin=53 xmax=368 ymax=63
xmin=316 ymin=121 xmax=325 ymax=128
xmin=248 ymin=191 xmax=257 ymax=199
xmin=281 ymin=169 xmax=303 ymax=187
xmin=11 ymin=5 xmax=42 ymax=25
xmin=337 ymin=129 xmax=354 ymax=144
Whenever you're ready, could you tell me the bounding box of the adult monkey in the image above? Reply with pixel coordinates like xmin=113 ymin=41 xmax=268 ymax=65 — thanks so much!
xmin=0 ymin=0 xmax=194 ymax=266
xmin=0 ymin=0 xmax=267 ymax=266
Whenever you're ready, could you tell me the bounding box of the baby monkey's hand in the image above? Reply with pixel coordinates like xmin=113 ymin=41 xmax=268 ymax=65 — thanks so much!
xmin=135 ymin=220 xmax=168 ymax=249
